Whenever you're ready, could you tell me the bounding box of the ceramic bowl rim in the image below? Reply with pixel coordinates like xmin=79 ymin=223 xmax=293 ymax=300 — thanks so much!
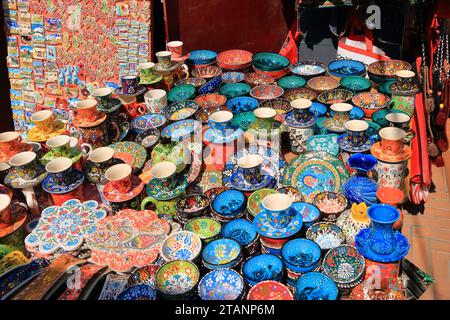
xmin=201 ymin=238 xmax=242 ymax=266
xmin=184 ymin=216 xmax=222 ymax=240
xmin=160 ymin=230 xmax=202 ymax=262
xmin=198 ymin=269 xmax=244 ymax=300
xmin=155 ymin=260 xmax=200 ymax=296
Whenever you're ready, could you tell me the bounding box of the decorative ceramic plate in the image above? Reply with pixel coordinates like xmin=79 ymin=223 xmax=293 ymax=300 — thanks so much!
xmin=285 ymin=112 xmax=316 ymax=128
xmin=146 ymin=176 xmax=188 ymax=201
xmin=73 ymin=112 xmax=107 ymax=129
xmin=306 ymin=222 xmax=346 ymax=250
xmin=253 ymin=207 xmax=303 ymax=239
xmin=282 ymin=151 xmax=349 ymax=202
xmin=229 ymin=169 xmax=274 ymax=192
xmin=42 ymin=170 xmax=84 ymax=194
xmin=247 ymin=280 xmax=293 ymax=300
xmin=221 ymin=219 xmax=257 ymax=246
xmin=26 ymin=121 xmax=68 ymax=142
xmin=162 ymin=100 xmax=200 ymax=121
xmin=25 ymin=199 xmax=106 ymax=254
xmin=161 ymin=120 xmax=202 ymax=141
xmin=40 ymin=148 xmax=82 ymax=165
xmin=295 ymin=272 xmax=339 ymax=300
xmin=132 ymin=114 xmax=167 ymax=133
xmin=199 ymin=269 xmax=244 ymax=300
xmin=184 ymin=218 xmax=221 ymax=240
xmin=198 ymin=75 xmax=223 ymax=95
xmin=370 ymin=142 xmax=412 ymax=163
xmin=110 ymin=141 xmax=147 ymax=170
xmin=5 ymin=169 xmax=48 ymax=189
xmin=322 ymin=245 xmax=365 ymax=287
xmin=307 ymin=134 xmax=340 ymax=157
xmin=247 ymin=188 xmax=278 ymax=218
xmin=203 ymin=128 xmax=244 ymax=144
xmin=242 ymin=254 xmax=283 ymax=286
xmin=161 ymin=231 xmax=202 ymax=262
xmin=117 ymin=284 xmax=156 ymax=300
xmin=155 ymin=260 xmax=199 ymax=296
xmin=338 ymin=134 xmax=375 ymax=153
xmin=202 ymin=238 xmax=241 ymax=266
xmin=103 ymin=176 xmax=145 ymax=203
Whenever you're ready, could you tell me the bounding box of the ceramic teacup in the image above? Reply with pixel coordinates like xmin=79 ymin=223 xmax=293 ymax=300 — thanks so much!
xmin=141 ymin=195 xmax=179 ymax=216
xmin=344 ymin=120 xmax=369 ymax=147
xmin=45 ymin=157 xmax=74 ymax=186
xmin=208 ymin=111 xmax=234 ymax=133
xmin=261 ymin=193 xmax=293 ymax=228
xmin=395 ymin=70 xmax=415 ymax=91
xmin=385 ymin=112 xmax=411 ymax=130
xmin=30 ymin=110 xmax=56 ymax=134
xmin=291 ymin=98 xmax=313 ymax=123
xmin=139 ymin=62 xmax=157 ymax=81
xmin=120 ymin=96 xmax=146 ymax=119
xmin=27 ymin=142 xmax=44 ymax=157
xmin=46 ymin=135 xmax=71 ymax=157
xmin=144 ymin=89 xmax=168 ymax=114
xmin=0 ymin=131 xmax=25 ymax=161
xmin=253 ymin=107 xmax=277 ymax=130
xmin=87 ymin=147 xmax=116 ymax=180
xmin=167 ymin=41 xmax=183 ymax=58
xmin=76 ymin=99 xmax=100 ymax=123
xmin=155 ymin=51 xmax=173 ymax=68
xmin=379 ymin=127 xmax=406 ymax=155
xmin=105 ymin=163 xmax=133 ymax=193
xmin=0 ymin=194 xmax=11 ymax=228
xmin=330 ymin=103 xmax=353 ymax=127
xmin=9 ymin=151 xmax=41 ymax=180
xmin=121 ymin=75 xmax=141 ymax=95
xmin=237 ymin=154 xmax=264 ymax=183
xmin=149 ymin=161 xmax=178 ymax=191
xmin=92 ymin=87 xmax=114 ymax=110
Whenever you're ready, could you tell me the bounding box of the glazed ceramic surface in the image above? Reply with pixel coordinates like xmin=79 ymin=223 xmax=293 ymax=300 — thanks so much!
xmin=221 ymin=72 xmax=245 ymax=83
xmin=110 ymin=141 xmax=147 ymax=170
xmin=202 ymin=238 xmax=241 ymax=266
xmin=340 ymin=76 xmax=371 ymax=93
xmin=317 ymin=89 xmax=353 ymax=105
xmin=187 ymin=50 xmax=217 ymax=65
xmin=253 ymin=207 xmax=303 ymax=239
xmin=284 ymin=87 xmax=318 ymax=101
xmin=219 ymin=83 xmax=251 ymax=99
xmin=294 ymin=272 xmax=339 ymax=300
xmin=103 ymin=175 xmax=144 ymax=203
xmin=352 ymin=93 xmax=390 ymax=117
xmin=307 ymin=134 xmax=340 ymax=157
xmin=211 ymin=189 xmax=246 ymax=218
xmin=306 ymin=222 xmax=346 ymax=250
xmin=117 ymin=284 xmax=156 ymax=300
xmin=290 ymin=61 xmax=327 ymax=79
xmin=161 ymin=120 xmax=202 ymax=141
xmin=252 ymin=52 xmax=290 ymax=71
xmin=247 ymin=188 xmax=278 ymax=218
xmin=198 ymin=75 xmax=223 ymax=95
xmin=328 ymin=60 xmax=366 ymax=78
xmin=174 ymin=77 xmax=207 ymax=88
xmin=132 ymin=114 xmax=167 ymax=133
xmin=191 ymin=65 xmax=222 ymax=79
xmin=161 ymin=231 xmax=202 ymax=262
xmin=244 ymin=72 xmax=275 ymax=87
xmin=374 ymin=160 xmax=408 ymax=189
xmin=322 ymin=245 xmax=365 ymax=288
xmin=307 ymin=76 xmax=340 ymax=92
xmin=221 ymin=219 xmax=257 ymax=247
xmin=336 ymin=203 xmax=371 ymax=244
xmin=184 ymin=218 xmax=221 ymax=241
xmin=155 ymin=260 xmax=200 ymax=296
xmin=167 ymin=84 xmax=196 ymax=103
xmin=198 ymin=269 xmax=244 ymax=300
xmin=281 ymin=238 xmax=321 ymax=273
xmin=247 ymin=280 xmax=293 ymax=300
xmin=217 ymin=50 xmax=252 ymax=70
xmin=163 ymin=100 xmax=200 ymax=121
xmin=250 ymin=85 xmax=284 ymax=100
xmin=242 ymin=254 xmax=283 ymax=286
xmin=42 ymin=170 xmax=84 ymax=195
xmin=277 ymin=76 xmax=306 ymax=90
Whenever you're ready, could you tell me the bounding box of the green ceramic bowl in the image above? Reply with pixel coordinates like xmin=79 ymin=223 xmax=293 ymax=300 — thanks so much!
xmin=167 ymin=84 xmax=196 ymax=103
xmin=155 ymin=260 xmax=200 ymax=299
xmin=219 ymin=83 xmax=252 ymax=99
xmin=277 ymin=76 xmax=307 ymax=90
xmin=252 ymin=52 xmax=290 ymax=71
xmin=184 ymin=217 xmax=222 ymax=243
xmin=340 ymin=76 xmax=371 ymax=94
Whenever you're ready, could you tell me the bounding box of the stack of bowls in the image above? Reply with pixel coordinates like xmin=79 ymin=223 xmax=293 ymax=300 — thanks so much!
xmin=260 ymin=236 xmax=293 ymax=256
xmin=241 ymin=254 xmax=284 ymax=286
xmin=201 ymin=238 xmax=243 ymax=270
xmin=155 ymin=260 xmax=200 ymax=300
xmin=221 ymin=218 xmax=260 ymax=256
xmin=252 ymin=52 xmax=290 ymax=79
xmin=211 ymin=189 xmax=247 ymax=222
xmin=187 ymin=50 xmax=217 ymax=68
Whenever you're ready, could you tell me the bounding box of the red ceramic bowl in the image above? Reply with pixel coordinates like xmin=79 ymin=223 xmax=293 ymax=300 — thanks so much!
xmin=217 ymin=49 xmax=253 ymax=70
xmin=247 ymin=281 xmax=293 ymax=300
xmin=250 ymin=85 xmax=284 ymax=100
xmin=352 ymin=92 xmax=390 ymax=118
xmin=244 ymin=72 xmax=275 ymax=87
xmin=194 ymin=93 xmax=227 ymax=108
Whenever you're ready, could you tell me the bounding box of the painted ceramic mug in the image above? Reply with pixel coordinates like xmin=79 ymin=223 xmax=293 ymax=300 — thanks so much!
xmin=344 ymin=120 xmax=369 ymax=147
xmin=45 ymin=157 xmax=74 ymax=186
xmin=385 ymin=112 xmax=414 ymax=141
xmin=395 ymin=70 xmax=415 ymax=91
xmin=79 ymin=120 xmax=110 ymax=149
xmin=291 ymin=98 xmax=313 ymax=124
xmin=144 ymin=89 xmax=168 ymax=114
xmin=378 ymin=127 xmax=406 ymax=155
xmin=287 ymin=125 xmax=314 ymax=154
xmin=92 ymin=87 xmax=115 ymax=110
xmin=253 ymin=107 xmax=276 ymax=130
xmin=167 ymin=41 xmax=183 ymax=58
xmin=86 ymin=147 xmax=117 ymax=184
xmin=261 ymin=193 xmax=293 ymax=228
xmin=105 ymin=163 xmax=133 ymax=193
xmin=149 ymin=162 xmax=178 ymax=191
xmin=139 ymin=62 xmax=158 ymax=81
xmin=155 ymin=51 xmax=173 ymax=68
xmin=121 ymin=75 xmax=141 ymax=95
xmin=30 ymin=110 xmax=56 ymax=134
xmin=8 ymin=151 xmax=41 ymax=180
xmin=0 ymin=131 xmax=25 ymax=161
xmin=237 ymin=154 xmax=264 ymax=183
xmin=0 ymin=194 xmax=11 ymax=228
xmin=46 ymin=135 xmax=71 ymax=158
xmin=330 ymin=103 xmax=353 ymax=127
xmin=375 ymin=160 xmax=407 ymax=189
xmin=208 ymin=111 xmax=234 ymax=133
xmin=141 ymin=195 xmax=179 ymax=216
xmin=76 ymin=99 xmax=100 ymax=122
xmin=389 ymin=96 xmax=415 ymax=117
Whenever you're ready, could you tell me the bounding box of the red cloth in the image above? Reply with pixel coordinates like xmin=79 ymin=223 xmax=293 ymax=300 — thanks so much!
xmin=279 ymin=19 xmax=301 ymax=64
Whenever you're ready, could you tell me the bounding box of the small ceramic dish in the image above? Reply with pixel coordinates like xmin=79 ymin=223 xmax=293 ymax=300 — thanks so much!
xmin=201 ymin=238 xmax=242 ymax=268
xmin=277 ymin=75 xmax=307 ymax=90
xmin=221 ymin=218 xmax=257 ymax=247
xmin=306 ymin=222 xmax=346 ymax=251
xmin=187 ymin=50 xmax=217 ymax=65
xmin=340 ymin=76 xmax=371 ymax=94
xmin=247 ymin=280 xmax=293 ymax=300
xmin=290 ymin=60 xmax=327 ymax=79
xmin=135 ymin=128 xmax=160 ymax=149
xmin=244 ymin=72 xmax=275 ymax=87
xmin=221 ymin=72 xmax=245 ymax=83
xmin=352 ymin=92 xmax=390 ymax=118
xmin=295 ymin=272 xmax=339 ymax=300
xmin=197 ymin=75 xmax=223 ymax=95
xmin=191 ymin=65 xmax=223 ymax=79
xmin=290 ymin=202 xmax=321 ymax=228
xmin=155 ymin=260 xmax=200 ymax=299
xmin=281 ymin=238 xmax=322 ymax=273
xmin=175 ymin=193 xmax=211 ymax=222
xmin=162 ymin=100 xmax=200 ymax=121
xmin=198 ymin=269 xmax=244 ymax=300
xmin=328 ymin=59 xmax=366 ymax=78
xmin=250 ymin=85 xmax=284 ymax=100
xmin=160 ymin=231 xmax=202 ymax=262
xmin=252 ymin=52 xmax=290 ymax=71
xmin=184 ymin=217 xmax=221 ymax=244
xmin=211 ymin=189 xmax=247 ymax=221
xmin=312 ymin=191 xmax=348 ymax=222
xmin=317 ymin=88 xmax=353 ymax=105
xmin=307 ymin=76 xmax=340 ymax=93
xmin=174 ymin=77 xmax=207 ymax=88
xmin=219 ymin=83 xmax=251 ymax=99
xmin=217 ymin=49 xmax=253 ymax=70
xmin=241 ymin=254 xmax=283 ymax=286
xmin=283 ymin=87 xmax=318 ymax=101
xmin=226 ymin=96 xmax=259 ymax=114
xmin=167 ymin=84 xmax=196 ymax=103
xmin=194 ymin=93 xmax=227 ymax=108
xmin=195 ymin=105 xmax=229 ymax=123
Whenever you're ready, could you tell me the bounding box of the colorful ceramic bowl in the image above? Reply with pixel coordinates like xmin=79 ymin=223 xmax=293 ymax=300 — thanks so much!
xmin=195 ymin=105 xmax=229 ymax=123
xmin=294 ymin=272 xmax=339 ymax=300
xmin=317 ymin=89 xmax=353 ymax=105
xmin=219 ymin=83 xmax=251 ymax=99
xmin=368 ymin=60 xmax=412 ymax=78
xmin=250 ymin=85 xmax=284 ymax=100
xmin=307 ymin=76 xmax=340 ymax=93
xmin=312 ymin=191 xmax=348 ymax=222
xmin=131 ymin=114 xmax=167 ymax=133
xmin=283 ymin=87 xmax=318 ymax=101
xmin=246 ymin=188 xmax=278 ymax=219
xmin=174 ymin=77 xmax=207 ymax=88
xmin=198 ymin=269 xmax=244 ymax=300
xmin=128 ymin=265 xmax=159 ymax=288
xmin=242 ymin=254 xmax=283 ymax=286
xmin=194 ymin=93 xmax=227 ymax=108
xmin=290 ymin=60 xmax=327 ymax=79
xmin=252 ymin=52 xmax=290 ymax=71
xmin=281 ymin=238 xmax=322 ymax=273
xmin=217 ymin=49 xmax=253 ymax=70
xmin=328 ymin=60 xmax=366 ymax=78
xmin=155 ymin=260 xmax=200 ymax=299
xmin=211 ymin=189 xmax=247 ymax=222
xmin=352 ymin=92 xmax=390 ymax=118
xmin=221 ymin=72 xmax=245 ymax=83
xmin=187 ymin=50 xmax=217 ymax=66
xmin=197 ymin=75 xmax=223 ymax=95
xmin=306 ymin=222 xmax=346 ymax=251
xmin=162 ymin=100 xmax=200 ymax=121
xmin=184 ymin=217 xmax=222 ymax=243
xmin=322 ymin=244 xmax=366 ymax=289
xmin=277 ymin=76 xmax=307 ymax=90
xmin=258 ymin=98 xmax=292 ymax=116
xmin=247 ymin=280 xmax=293 ymax=300
xmin=202 ymin=238 xmax=242 ymax=269
xmin=135 ymin=128 xmax=160 ymax=149
xmin=244 ymin=72 xmax=275 ymax=87
xmin=175 ymin=193 xmax=211 ymax=222
xmin=226 ymin=96 xmax=259 ymax=114
xmin=291 ymin=202 xmax=321 ymax=229
xmin=160 ymin=231 xmax=202 ymax=262
xmin=276 ymin=186 xmax=304 ymax=203
xmin=117 ymin=284 xmax=156 ymax=300
xmin=253 ymin=67 xmax=289 ymax=80
xmin=340 ymin=76 xmax=371 ymax=94
xmin=167 ymin=84 xmax=196 ymax=103
xmin=192 ymin=65 xmax=222 ymax=79
xmin=221 ymin=218 xmax=257 ymax=247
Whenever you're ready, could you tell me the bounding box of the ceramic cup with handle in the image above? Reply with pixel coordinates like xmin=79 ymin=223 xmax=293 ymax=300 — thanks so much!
xmin=260 ymin=193 xmax=293 ymax=228
xmin=105 ymin=163 xmax=133 ymax=194
xmin=330 ymin=103 xmax=353 ymax=127
xmin=139 ymin=62 xmax=158 ymax=81
xmin=76 ymin=99 xmax=100 ymax=122
xmin=208 ymin=111 xmax=234 ymax=133
xmin=9 ymin=151 xmax=42 ymax=180
xmin=30 ymin=110 xmax=56 ymax=134
xmin=46 ymin=135 xmax=71 ymax=157
xmin=45 ymin=157 xmax=74 ymax=186
xmin=395 ymin=70 xmax=415 ymax=91
xmin=378 ymin=127 xmax=406 ymax=155
xmin=149 ymin=161 xmax=178 ymax=191
xmin=167 ymin=41 xmax=184 ymax=59
xmin=344 ymin=120 xmax=369 ymax=147
xmin=144 ymin=89 xmax=168 ymax=114
xmin=92 ymin=87 xmax=115 ymax=110
xmin=237 ymin=154 xmax=264 ymax=184
xmin=155 ymin=51 xmax=173 ymax=68
xmin=291 ymin=98 xmax=313 ymax=124
xmin=121 ymin=75 xmax=141 ymax=95
xmin=253 ymin=107 xmax=276 ymax=130
xmin=0 ymin=131 xmax=25 ymax=162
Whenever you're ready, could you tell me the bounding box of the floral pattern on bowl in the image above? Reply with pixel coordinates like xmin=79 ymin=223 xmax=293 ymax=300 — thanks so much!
xmin=307 ymin=76 xmax=340 ymax=93
xmin=162 ymin=100 xmax=200 ymax=121
xmin=306 ymin=222 xmax=346 ymax=251
xmin=202 ymin=238 xmax=241 ymax=266
xmin=284 ymin=87 xmax=318 ymax=101
xmin=155 ymin=260 xmax=200 ymax=296
xmin=160 ymin=231 xmax=202 ymax=262
xmin=250 ymin=85 xmax=284 ymax=100
xmin=221 ymin=218 xmax=257 ymax=246
xmin=192 ymin=65 xmax=223 ymax=79
xmin=317 ymin=89 xmax=353 ymax=105
xmin=242 ymin=254 xmax=283 ymax=286
xmin=184 ymin=217 xmax=221 ymax=241
xmin=198 ymin=269 xmax=244 ymax=300
xmin=194 ymin=93 xmax=227 ymax=108
xmin=244 ymin=72 xmax=275 ymax=87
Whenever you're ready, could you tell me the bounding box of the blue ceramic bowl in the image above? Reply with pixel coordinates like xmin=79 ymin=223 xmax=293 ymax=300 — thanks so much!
xmin=117 ymin=284 xmax=156 ymax=300
xmin=291 ymin=202 xmax=320 ymax=228
xmin=290 ymin=60 xmax=327 ymax=79
xmin=211 ymin=189 xmax=246 ymax=218
xmin=281 ymin=239 xmax=322 ymax=273
xmin=221 ymin=219 xmax=257 ymax=247
xmin=198 ymin=269 xmax=244 ymax=300
xmin=277 ymin=76 xmax=306 ymax=90
xmin=226 ymin=96 xmax=259 ymax=114
xmin=340 ymin=76 xmax=371 ymax=93
xmin=294 ymin=272 xmax=339 ymax=300
xmin=328 ymin=60 xmax=366 ymax=78
xmin=198 ymin=75 xmax=223 ymax=95
xmin=219 ymin=83 xmax=251 ymax=99
xmin=167 ymin=84 xmax=196 ymax=103
xmin=222 ymin=72 xmax=245 ymax=83
xmin=348 ymin=153 xmax=378 ymax=173
xmin=252 ymin=52 xmax=290 ymax=71
xmin=310 ymin=102 xmax=328 ymax=118
xmin=202 ymin=238 xmax=242 ymax=267
xmin=131 ymin=114 xmax=167 ymax=134
xmin=242 ymin=254 xmax=283 ymax=286
xmin=187 ymin=50 xmax=217 ymax=65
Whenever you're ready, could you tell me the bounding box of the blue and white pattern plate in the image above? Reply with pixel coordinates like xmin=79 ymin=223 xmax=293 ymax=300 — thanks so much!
xmin=117 ymin=284 xmax=156 ymax=300
xmin=42 ymin=170 xmax=85 ymax=194
xmin=338 ymin=134 xmax=375 ymax=153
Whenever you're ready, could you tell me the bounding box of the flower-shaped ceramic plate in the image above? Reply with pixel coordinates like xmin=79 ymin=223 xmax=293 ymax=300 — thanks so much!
xmin=198 ymin=269 xmax=244 ymax=300
xmin=110 ymin=141 xmax=147 ymax=170
xmin=160 ymin=231 xmax=202 ymax=262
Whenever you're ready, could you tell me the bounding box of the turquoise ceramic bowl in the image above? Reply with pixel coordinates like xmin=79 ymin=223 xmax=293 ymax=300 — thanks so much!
xmin=277 ymin=76 xmax=306 ymax=90
xmin=252 ymin=52 xmax=290 ymax=71
xmin=219 ymin=83 xmax=251 ymax=99
xmin=340 ymin=76 xmax=371 ymax=94
xmin=167 ymin=84 xmax=196 ymax=103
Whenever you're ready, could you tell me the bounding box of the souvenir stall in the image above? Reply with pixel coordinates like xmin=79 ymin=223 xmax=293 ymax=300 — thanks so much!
xmin=0 ymin=0 xmax=443 ymax=301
